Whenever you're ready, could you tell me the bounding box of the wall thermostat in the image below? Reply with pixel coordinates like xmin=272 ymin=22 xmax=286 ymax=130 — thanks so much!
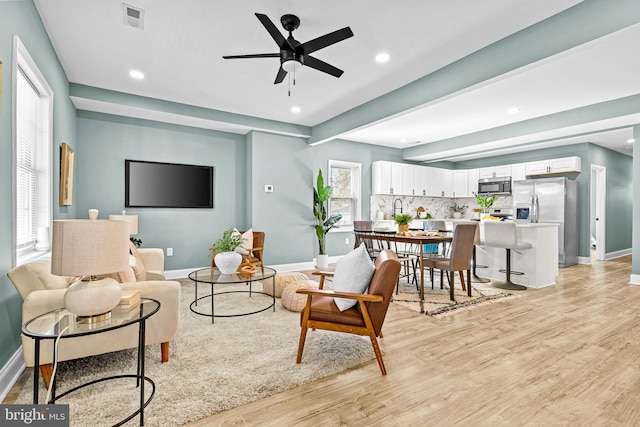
xmin=264 ymin=184 xmax=274 ymax=193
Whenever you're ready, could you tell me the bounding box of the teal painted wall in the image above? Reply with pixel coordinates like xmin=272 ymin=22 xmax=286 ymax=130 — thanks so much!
xmin=247 ymin=131 xmax=314 ymax=264
xmin=587 ymin=144 xmax=633 ymax=255
xmin=456 ymin=143 xmax=633 ymax=258
xmin=633 ymin=126 xmax=640 ymax=276
xmin=0 ymin=1 xmax=78 ymax=369
xmin=312 ymin=139 xmax=403 ymax=257
xmin=242 ymin=134 xmax=403 ymax=263
xmin=76 ymin=111 xmax=246 ymax=270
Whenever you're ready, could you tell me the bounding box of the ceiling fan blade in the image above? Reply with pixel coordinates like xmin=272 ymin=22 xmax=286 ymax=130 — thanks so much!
xmin=274 ymin=67 xmax=287 ymax=84
xmin=300 ymin=27 xmax=354 ymax=54
xmin=304 ymin=55 xmax=344 ymax=78
xmin=255 ymin=13 xmax=288 ymax=49
xmin=222 ymin=53 xmax=279 ymax=59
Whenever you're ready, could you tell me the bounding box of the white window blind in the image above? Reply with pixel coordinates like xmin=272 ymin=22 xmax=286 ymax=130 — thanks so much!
xmin=16 ymin=68 xmax=41 ymax=250
xmin=329 ymin=160 xmax=361 ymax=227
xmin=13 ymin=36 xmax=52 ymax=265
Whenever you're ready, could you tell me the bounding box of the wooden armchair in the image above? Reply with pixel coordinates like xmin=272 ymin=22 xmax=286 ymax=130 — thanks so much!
xmin=296 ymin=249 xmax=401 ymax=375
xmin=210 ymin=231 xmax=264 ymax=271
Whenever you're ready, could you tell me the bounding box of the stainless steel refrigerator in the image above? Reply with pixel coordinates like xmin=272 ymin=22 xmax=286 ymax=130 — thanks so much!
xmin=512 ymin=177 xmax=579 ymax=267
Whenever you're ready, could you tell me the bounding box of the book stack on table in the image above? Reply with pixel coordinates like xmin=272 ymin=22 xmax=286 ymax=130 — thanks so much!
xmin=115 ymin=290 xmax=141 ymax=314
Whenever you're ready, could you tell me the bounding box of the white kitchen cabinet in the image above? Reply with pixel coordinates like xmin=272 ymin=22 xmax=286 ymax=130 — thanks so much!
xmin=372 ymin=161 xmax=417 ymax=195
xmin=549 ymin=156 xmax=581 ymax=173
xmin=372 ymin=161 xmax=390 ymax=194
xmin=479 ymin=165 xmax=511 ymax=179
xmin=401 ymin=164 xmax=414 ymax=195
xmin=433 ymin=168 xmax=453 ymax=197
xmin=525 ymin=156 xmax=581 ymax=176
xmin=467 ymin=168 xmax=479 ymax=196
xmin=390 ymin=162 xmax=404 ymax=194
xmin=412 ymin=165 xmax=428 ymax=196
xmin=423 ymin=166 xmax=434 ymax=197
xmin=452 ymin=170 xmax=468 ymax=197
xmin=511 ymin=163 xmax=527 ymax=182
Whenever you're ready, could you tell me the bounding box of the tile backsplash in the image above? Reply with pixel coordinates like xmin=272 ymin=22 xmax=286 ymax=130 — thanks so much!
xmin=370 ymin=194 xmax=513 ymax=220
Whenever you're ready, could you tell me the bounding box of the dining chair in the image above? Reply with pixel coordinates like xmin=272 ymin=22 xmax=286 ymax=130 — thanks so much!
xmin=372 ymin=231 xmax=418 ymax=292
xmin=353 ymin=221 xmax=380 ymax=260
xmin=422 ymin=223 xmax=477 ymax=300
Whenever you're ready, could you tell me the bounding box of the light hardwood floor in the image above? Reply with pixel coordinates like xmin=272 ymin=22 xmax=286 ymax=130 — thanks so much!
xmin=5 ymin=256 xmax=638 ymax=426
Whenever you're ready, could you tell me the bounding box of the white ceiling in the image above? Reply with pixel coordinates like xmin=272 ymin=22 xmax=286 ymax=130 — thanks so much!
xmin=33 ymin=0 xmax=636 ymax=160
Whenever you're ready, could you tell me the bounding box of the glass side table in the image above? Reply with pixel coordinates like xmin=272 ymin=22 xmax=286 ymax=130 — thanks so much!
xmin=22 ymin=298 xmax=160 ymax=427
xmin=189 ymin=266 xmax=277 ymax=323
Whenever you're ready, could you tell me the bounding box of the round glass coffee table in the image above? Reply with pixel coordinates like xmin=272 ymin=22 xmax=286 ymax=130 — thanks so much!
xmin=188 ymin=266 xmax=277 ymax=323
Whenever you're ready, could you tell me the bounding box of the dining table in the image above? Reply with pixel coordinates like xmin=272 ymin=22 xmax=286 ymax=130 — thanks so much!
xmin=355 ymin=230 xmax=455 ymax=312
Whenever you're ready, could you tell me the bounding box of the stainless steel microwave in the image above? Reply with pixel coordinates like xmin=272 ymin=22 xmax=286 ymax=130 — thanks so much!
xmin=477 ymin=177 xmax=511 ymax=195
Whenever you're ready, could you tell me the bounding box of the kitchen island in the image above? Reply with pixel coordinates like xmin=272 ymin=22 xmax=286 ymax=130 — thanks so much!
xmin=477 ymin=222 xmax=559 ymax=288
xmin=372 ymin=219 xmax=559 ymax=288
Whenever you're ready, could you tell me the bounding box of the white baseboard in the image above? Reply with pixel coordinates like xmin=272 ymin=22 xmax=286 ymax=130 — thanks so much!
xmin=578 ymin=256 xmax=591 ymax=265
xmin=606 ymin=248 xmax=632 ymax=260
xmin=0 ymin=347 xmax=25 ymax=403
xmin=165 ymin=257 xmax=341 ymax=280
xmin=630 ymin=274 xmax=640 ymax=285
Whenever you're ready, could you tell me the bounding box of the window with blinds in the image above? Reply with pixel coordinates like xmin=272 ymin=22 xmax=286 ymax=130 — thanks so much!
xmin=16 ymin=69 xmax=40 ymax=250
xmin=328 ymin=160 xmax=361 ymax=227
xmin=14 ymin=36 xmax=52 ymax=265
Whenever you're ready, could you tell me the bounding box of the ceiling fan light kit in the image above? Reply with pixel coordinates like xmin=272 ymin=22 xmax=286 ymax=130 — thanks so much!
xmin=223 ymin=13 xmax=353 ymax=93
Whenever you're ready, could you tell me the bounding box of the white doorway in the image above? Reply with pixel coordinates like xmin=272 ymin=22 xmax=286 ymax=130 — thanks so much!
xmin=591 ymin=165 xmax=606 ymax=261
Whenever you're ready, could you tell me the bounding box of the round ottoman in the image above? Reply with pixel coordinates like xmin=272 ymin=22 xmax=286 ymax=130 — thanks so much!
xmin=281 ymin=280 xmax=319 ymax=312
xmin=263 ymin=271 xmax=309 ymax=297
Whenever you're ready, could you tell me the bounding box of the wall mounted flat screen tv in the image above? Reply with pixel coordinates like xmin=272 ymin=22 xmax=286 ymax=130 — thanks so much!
xmin=125 ymin=160 xmax=213 ymax=208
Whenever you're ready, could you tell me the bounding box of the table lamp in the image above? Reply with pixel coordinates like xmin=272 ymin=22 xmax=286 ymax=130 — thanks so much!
xmin=51 ymin=219 xmax=130 ymax=323
xmin=109 ymin=211 xmax=138 ymax=235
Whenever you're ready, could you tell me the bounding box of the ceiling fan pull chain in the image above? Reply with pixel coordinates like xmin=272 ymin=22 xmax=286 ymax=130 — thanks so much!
xmin=288 ymin=72 xmax=291 ymax=97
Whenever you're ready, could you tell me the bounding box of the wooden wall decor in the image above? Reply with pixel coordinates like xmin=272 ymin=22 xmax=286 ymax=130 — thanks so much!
xmin=59 ymin=142 xmax=74 ymax=205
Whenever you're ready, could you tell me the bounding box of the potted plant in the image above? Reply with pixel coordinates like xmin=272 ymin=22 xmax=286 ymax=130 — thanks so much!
xmin=450 ymin=203 xmax=466 ymax=219
xmin=475 ymin=194 xmax=498 ymax=220
xmin=313 ymin=169 xmax=342 ymax=268
xmin=211 ymin=228 xmax=244 ymax=274
xmin=393 ymin=213 xmax=413 ymax=233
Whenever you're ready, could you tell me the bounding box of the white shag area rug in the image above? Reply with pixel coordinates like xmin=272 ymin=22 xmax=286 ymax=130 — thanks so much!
xmin=17 ymin=280 xmax=375 ymax=426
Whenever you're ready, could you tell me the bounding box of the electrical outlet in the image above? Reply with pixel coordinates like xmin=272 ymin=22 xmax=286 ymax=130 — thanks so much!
xmin=167 ymin=248 xmax=173 ymax=256
xmin=345 ymin=237 xmax=349 ymax=245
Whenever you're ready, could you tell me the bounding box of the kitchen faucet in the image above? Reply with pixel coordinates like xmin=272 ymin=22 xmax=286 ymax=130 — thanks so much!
xmin=393 ymin=198 xmax=403 ymax=217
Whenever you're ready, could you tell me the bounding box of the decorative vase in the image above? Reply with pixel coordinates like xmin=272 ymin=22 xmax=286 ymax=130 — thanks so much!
xmin=453 ymin=212 xmax=462 ymax=219
xmin=398 ymin=224 xmax=409 ymax=233
xmin=88 ymin=209 xmax=99 ymax=220
xmin=317 ymin=254 xmax=329 ymax=269
xmin=215 ymin=251 xmax=242 ymax=274
xmin=64 ymin=277 xmax=122 ymax=319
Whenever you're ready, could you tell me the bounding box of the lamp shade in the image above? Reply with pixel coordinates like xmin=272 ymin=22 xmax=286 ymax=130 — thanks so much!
xmin=51 ymin=220 xmax=130 ymax=277
xmin=109 ymin=214 xmax=138 ymax=235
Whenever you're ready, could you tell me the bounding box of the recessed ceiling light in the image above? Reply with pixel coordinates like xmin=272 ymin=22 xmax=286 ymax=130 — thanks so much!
xmin=507 ymin=107 xmax=520 ymax=114
xmin=400 ymin=138 xmax=407 ymax=143
xmin=375 ymin=52 xmax=390 ymax=63
xmin=291 ymin=106 xmax=301 ymax=113
xmin=627 ymin=138 xmax=635 ymax=143
xmin=129 ymin=70 xmax=145 ymax=79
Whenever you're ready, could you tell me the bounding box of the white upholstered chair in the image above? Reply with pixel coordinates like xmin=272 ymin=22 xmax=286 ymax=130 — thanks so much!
xmin=8 ymin=248 xmax=180 ymax=386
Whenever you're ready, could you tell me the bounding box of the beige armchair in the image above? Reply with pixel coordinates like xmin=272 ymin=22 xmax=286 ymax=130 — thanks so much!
xmin=8 ymin=248 xmax=180 ymax=386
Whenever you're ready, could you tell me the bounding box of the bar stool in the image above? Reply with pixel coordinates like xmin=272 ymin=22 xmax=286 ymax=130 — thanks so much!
xmin=482 ymin=221 xmax=531 ymax=291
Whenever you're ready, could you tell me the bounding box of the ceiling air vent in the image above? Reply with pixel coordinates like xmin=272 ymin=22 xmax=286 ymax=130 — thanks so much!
xmin=123 ymin=3 xmax=144 ymax=29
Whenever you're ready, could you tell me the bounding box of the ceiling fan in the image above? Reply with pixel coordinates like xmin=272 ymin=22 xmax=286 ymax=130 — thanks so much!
xmin=223 ymin=13 xmax=354 ymax=86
